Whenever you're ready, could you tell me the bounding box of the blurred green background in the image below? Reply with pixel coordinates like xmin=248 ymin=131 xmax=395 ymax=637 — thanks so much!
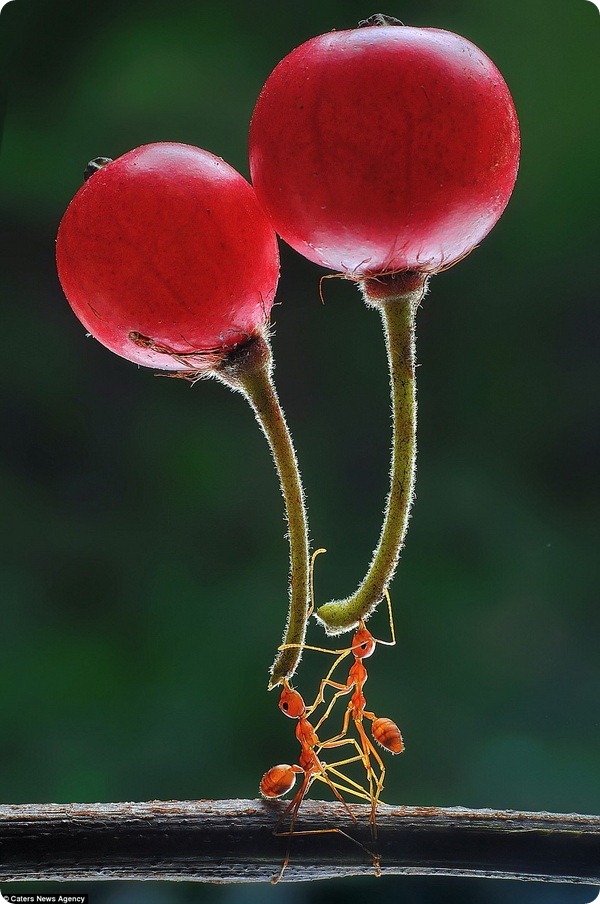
xmin=1 ymin=0 xmax=598 ymax=902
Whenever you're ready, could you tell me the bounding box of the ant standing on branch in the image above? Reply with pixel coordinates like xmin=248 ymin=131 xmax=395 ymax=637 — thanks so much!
xmin=261 ymin=551 xmax=403 ymax=878
xmin=260 ymin=678 xmax=381 ymax=882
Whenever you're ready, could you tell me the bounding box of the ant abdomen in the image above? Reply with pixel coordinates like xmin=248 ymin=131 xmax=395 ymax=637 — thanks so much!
xmin=371 ymin=717 xmax=404 ymax=754
xmin=260 ymin=764 xmax=297 ymax=798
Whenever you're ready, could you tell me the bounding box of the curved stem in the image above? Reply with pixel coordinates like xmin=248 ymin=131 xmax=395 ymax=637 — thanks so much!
xmin=217 ymin=335 xmax=310 ymax=687
xmin=316 ymin=277 xmax=425 ymax=633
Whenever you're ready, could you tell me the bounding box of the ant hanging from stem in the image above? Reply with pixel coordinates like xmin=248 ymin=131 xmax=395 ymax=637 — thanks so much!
xmin=279 ymin=549 xmax=404 ymax=836
xmin=261 ymin=554 xmax=380 ymax=882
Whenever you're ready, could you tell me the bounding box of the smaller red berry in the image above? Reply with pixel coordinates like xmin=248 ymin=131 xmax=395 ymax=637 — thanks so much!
xmin=56 ymin=142 xmax=279 ymax=371
xmin=57 ymin=143 xmax=313 ymax=688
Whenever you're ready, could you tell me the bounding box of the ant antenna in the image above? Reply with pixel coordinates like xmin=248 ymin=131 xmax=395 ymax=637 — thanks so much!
xmin=307 ymin=548 xmax=327 ymax=619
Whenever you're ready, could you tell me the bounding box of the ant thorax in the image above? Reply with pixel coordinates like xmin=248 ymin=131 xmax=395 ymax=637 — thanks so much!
xmin=349 ymin=659 xmax=368 ymax=686
xmin=298 ymin=747 xmax=319 ymax=774
xmin=296 ymin=718 xmax=318 ymax=748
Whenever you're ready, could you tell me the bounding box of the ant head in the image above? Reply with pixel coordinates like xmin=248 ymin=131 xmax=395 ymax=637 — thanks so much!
xmin=352 ymin=624 xmax=376 ymax=659
xmin=279 ymin=684 xmax=305 ymax=719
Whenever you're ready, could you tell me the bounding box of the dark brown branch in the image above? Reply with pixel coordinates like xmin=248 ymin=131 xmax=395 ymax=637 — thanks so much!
xmin=0 ymin=800 xmax=599 ymax=884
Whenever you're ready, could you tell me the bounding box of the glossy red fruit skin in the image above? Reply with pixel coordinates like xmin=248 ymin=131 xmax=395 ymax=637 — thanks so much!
xmin=57 ymin=143 xmax=279 ymax=370
xmin=249 ymin=26 xmax=520 ymax=278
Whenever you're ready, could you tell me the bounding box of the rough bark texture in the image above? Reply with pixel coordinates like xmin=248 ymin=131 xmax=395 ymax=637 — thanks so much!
xmin=0 ymin=800 xmax=599 ymax=884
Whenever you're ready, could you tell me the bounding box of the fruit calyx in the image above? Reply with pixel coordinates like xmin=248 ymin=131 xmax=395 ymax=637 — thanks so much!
xmin=127 ymin=329 xmax=269 ymax=382
xmin=361 ymin=271 xmax=428 ymax=304
xmin=358 ymin=13 xmax=404 ymax=27
xmin=217 ymin=331 xmax=272 ymax=387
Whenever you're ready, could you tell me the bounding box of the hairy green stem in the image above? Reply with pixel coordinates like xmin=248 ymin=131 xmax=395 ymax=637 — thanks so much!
xmin=316 ymin=277 xmax=425 ymax=633
xmin=217 ymin=335 xmax=310 ymax=687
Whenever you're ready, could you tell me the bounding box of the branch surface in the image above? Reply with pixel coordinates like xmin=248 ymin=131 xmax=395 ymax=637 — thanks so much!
xmin=0 ymin=800 xmax=598 ymax=884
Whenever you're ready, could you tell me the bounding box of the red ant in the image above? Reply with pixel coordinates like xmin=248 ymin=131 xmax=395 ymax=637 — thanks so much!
xmin=280 ymin=550 xmax=404 ymax=835
xmin=260 ymin=679 xmax=380 ymax=882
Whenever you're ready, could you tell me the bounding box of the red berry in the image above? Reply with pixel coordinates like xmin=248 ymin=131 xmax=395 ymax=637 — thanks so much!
xmin=249 ymin=24 xmax=520 ymax=277
xmin=57 ymin=143 xmax=279 ymax=370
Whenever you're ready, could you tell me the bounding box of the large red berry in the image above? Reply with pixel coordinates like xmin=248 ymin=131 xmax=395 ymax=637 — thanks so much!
xmin=249 ymin=22 xmax=520 ymax=277
xmin=57 ymin=143 xmax=279 ymax=370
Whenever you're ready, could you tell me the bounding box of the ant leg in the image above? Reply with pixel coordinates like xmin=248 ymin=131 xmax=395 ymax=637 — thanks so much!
xmin=313 ymin=685 xmax=353 ymax=733
xmin=278 ymin=641 xmax=353 ymax=658
xmin=272 ymin=765 xmax=380 ymax=881
xmin=317 ymin=761 xmax=358 ymax=822
xmin=319 ymin=735 xmax=368 ymax=771
xmin=357 ymin=727 xmax=379 ymax=836
xmin=301 ymin=642 xmax=355 ymax=719
xmin=321 ymin=718 xmax=374 ymax=799
xmin=327 ymin=753 xmax=369 ymax=769
xmin=357 ymin=719 xmax=387 ymax=780
xmin=272 ymin=771 xmax=313 ymax=882
xmin=317 ymin=705 xmax=352 ymax=746
xmin=323 ymin=771 xmax=370 ymax=802
xmin=366 ymin=732 xmax=387 ymax=802
xmin=355 ymin=720 xmax=387 ymax=836
xmin=272 ymin=768 xmax=306 ymax=833
xmin=319 ymin=738 xmax=372 ymax=798
xmin=320 ymin=767 xmax=389 ymax=808
xmin=374 ymin=589 xmax=396 ymax=647
xmin=306 ymin=653 xmax=354 ymax=716
xmin=274 ymin=827 xmax=381 ymax=879
xmin=313 ymin=766 xmax=371 ymax=803
xmin=322 ymin=754 xmax=374 ymax=802
xmin=312 ymin=757 xmax=383 ymax=879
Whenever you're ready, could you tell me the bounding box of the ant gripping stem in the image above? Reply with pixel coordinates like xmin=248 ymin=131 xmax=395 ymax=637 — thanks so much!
xmin=279 ymin=584 xmax=404 ymax=835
